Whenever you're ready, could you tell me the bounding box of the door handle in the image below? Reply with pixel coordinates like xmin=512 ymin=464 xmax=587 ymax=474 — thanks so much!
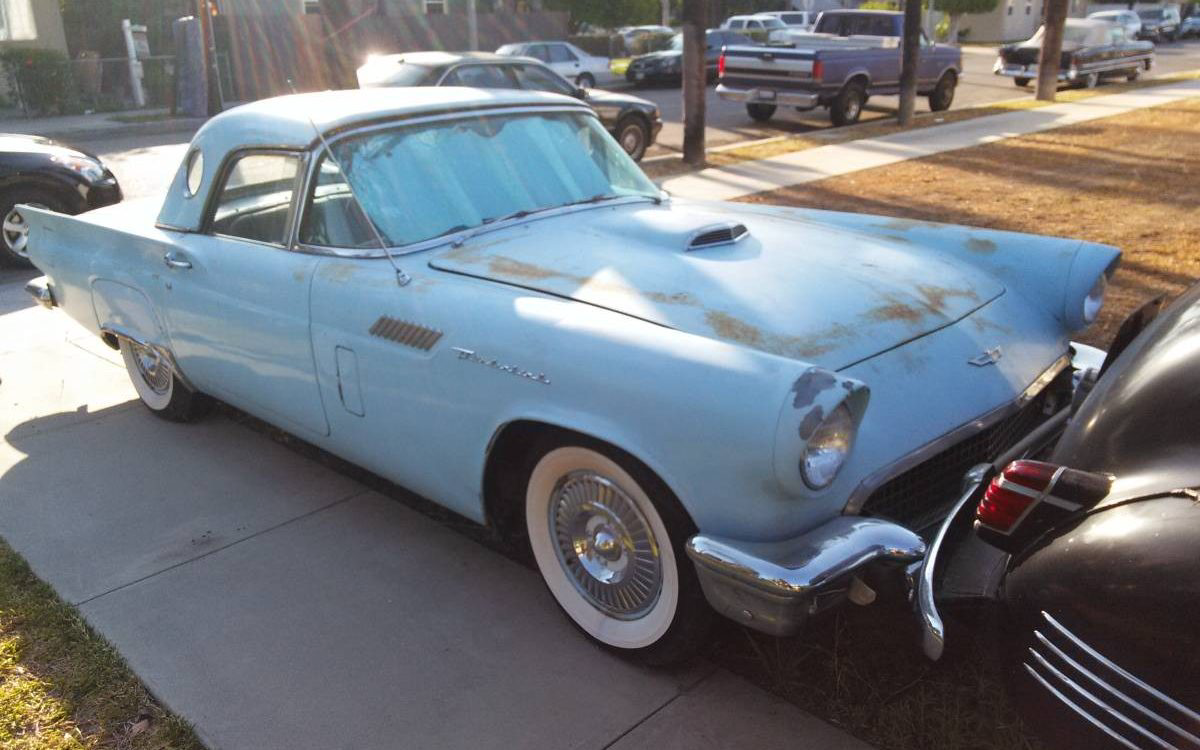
xmin=163 ymin=251 xmax=192 ymax=270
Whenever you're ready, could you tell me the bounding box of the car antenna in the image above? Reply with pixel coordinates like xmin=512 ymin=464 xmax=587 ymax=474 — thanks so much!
xmin=287 ymin=79 xmax=411 ymax=287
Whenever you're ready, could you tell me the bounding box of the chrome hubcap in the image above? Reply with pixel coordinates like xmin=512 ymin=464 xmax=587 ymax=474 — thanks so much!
xmin=847 ymin=96 xmax=862 ymax=119
xmin=549 ymin=470 xmax=662 ymax=619
xmin=131 ymin=341 xmax=171 ymax=395
xmin=621 ymin=127 xmax=643 ymax=155
xmin=3 ymin=203 xmax=47 ymax=258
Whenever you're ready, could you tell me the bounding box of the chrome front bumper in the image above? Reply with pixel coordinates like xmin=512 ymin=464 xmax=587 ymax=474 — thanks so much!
xmin=25 ymin=276 xmax=56 ymax=308
xmin=686 ymin=517 xmax=925 ymax=637
xmin=716 ymin=83 xmax=819 ymax=109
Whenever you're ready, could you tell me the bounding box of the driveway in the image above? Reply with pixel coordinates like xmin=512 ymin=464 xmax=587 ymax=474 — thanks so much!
xmin=0 ymin=267 xmax=868 ymax=750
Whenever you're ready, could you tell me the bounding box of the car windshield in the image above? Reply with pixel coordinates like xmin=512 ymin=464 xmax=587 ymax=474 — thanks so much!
xmin=328 ymin=111 xmax=659 ymax=248
xmin=669 ymin=33 xmax=684 ymax=51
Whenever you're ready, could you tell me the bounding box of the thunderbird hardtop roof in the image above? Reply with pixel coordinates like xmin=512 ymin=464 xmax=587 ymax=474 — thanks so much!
xmin=157 ymin=87 xmax=586 ymax=233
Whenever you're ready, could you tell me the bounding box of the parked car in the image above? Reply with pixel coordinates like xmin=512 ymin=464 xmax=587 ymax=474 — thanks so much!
xmin=618 ymin=24 xmax=674 ymax=46
xmin=759 ymin=10 xmax=818 ymax=31
xmin=718 ymin=11 xmax=962 ymax=125
xmin=495 ymin=41 xmax=610 ymax=88
xmin=1086 ymin=9 xmax=1143 ymax=38
xmin=720 ymin=14 xmax=792 ymax=44
xmin=624 ymin=29 xmax=754 ymax=86
xmin=995 ymin=19 xmax=1154 ymax=88
xmin=1136 ymin=5 xmax=1181 ymax=40
xmin=23 ymin=87 xmax=1119 ymax=665
xmin=356 ymin=52 xmax=661 ymax=161
xmin=0 ymin=134 xmax=121 ymax=267
xmin=1179 ymin=13 xmax=1200 ymax=37
xmin=915 ymin=284 xmax=1200 ymax=750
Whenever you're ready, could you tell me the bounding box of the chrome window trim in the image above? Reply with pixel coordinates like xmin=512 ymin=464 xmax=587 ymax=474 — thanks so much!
xmin=843 ymin=353 xmax=1071 ymax=516
xmin=293 ymin=104 xmax=649 ymax=260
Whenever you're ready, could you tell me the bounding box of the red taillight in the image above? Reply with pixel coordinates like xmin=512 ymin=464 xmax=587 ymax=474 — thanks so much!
xmin=718 ymin=53 xmax=726 ymax=77
xmin=812 ymin=60 xmax=823 ymax=82
xmin=977 ymin=460 xmax=1056 ymax=532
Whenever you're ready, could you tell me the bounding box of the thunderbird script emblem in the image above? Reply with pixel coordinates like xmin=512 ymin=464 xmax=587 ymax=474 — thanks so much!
xmin=968 ymin=346 xmax=1004 ymax=367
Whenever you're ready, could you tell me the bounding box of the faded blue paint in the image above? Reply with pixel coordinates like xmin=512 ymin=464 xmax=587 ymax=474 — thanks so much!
xmin=22 ymin=90 xmax=1121 ymax=544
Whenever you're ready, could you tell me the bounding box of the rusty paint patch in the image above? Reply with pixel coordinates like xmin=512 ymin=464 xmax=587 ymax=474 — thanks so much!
xmin=483 ymin=256 xmax=700 ymax=308
xmin=791 ymin=368 xmax=838 ymax=409
xmin=874 ymin=217 xmax=945 ymax=232
xmin=319 ymin=263 xmax=358 ymax=283
xmin=706 ymin=310 xmax=764 ymax=347
xmin=707 ymin=312 xmax=854 ymax=360
xmin=970 ymin=315 xmax=1013 ymax=335
xmin=916 ymin=284 xmax=979 ymax=316
xmin=798 ymin=405 xmax=825 ymax=440
xmin=966 ymin=237 xmax=997 ymax=254
xmin=488 ymin=256 xmax=562 ymax=281
xmin=867 ymin=300 xmax=925 ymax=325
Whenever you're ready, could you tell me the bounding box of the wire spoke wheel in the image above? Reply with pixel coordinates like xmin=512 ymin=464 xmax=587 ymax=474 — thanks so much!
xmin=130 ymin=341 xmax=172 ymax=395
xmin=549 ymin=471 xmax=663 ymax=619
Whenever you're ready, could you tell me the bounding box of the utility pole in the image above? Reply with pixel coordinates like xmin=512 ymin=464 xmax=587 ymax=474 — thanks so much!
xmin=897 ymin=0 xmax=922 ymax=125
xmin=661 ymin=0 xmax=671 ymax=27
xmin=1036 ymin=0 xmax=1069 ymax=100
xmin=467 ymin=0 xmax=478 ymax=49
xmin=681 ymin=0 xmax=708 ymax=165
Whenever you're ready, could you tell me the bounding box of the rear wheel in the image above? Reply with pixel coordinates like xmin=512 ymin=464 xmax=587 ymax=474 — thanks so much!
xmin=1014 ymin=76 xmax=1030 ymax=87
xmin=120 ymin=339 xmax=209 ymax=422
xmin=615 ymin=115 xmax=649 ymax=162
xmin=576 ymin=72 xmax=596 ymax=88
xmin=523 ymin=437 xmax=711 ymax=665
xmin=830 ymin=80 xmax=866 ymax=126
xmin=746 ymin=102 xmax=777 ymax=122
xmin=928 ymin=71 xmax=957 ymax=111
xmin=1082 ymin=71 xmax=1100 ymax=89
xmin=0 ymin=188 xmax=67 ymax=268
xmin=1126 ymin=66 xmax=1141 ymax=81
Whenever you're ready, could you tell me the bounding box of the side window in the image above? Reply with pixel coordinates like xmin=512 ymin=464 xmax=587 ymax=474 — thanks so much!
xmin=443 ymin=64 xmax=518 ymax=88
xmin=548 ymin=44 xmax=576 ymax=63
xmin=512 ymin=64 xmax=575 ymax=95
xmin=526 ymin=44 xmax=550 ymax=62
xmin=728 ymin=19 xmax=744 ymax=29
xmin=748 ymin=19 xmax=762 ymax=28
xmin=299 ymin=156 xmax=376 ymax=249
xmin=210 ymin=152 xmax=300 ymax=245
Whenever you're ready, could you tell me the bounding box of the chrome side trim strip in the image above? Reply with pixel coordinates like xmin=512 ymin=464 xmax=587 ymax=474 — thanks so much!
xmin=1023 ymin=663 xmax=1142 ymax=750
xmin=1027 ymin=647 xmax=1174 ymax=750
xmin=1034 ymin=630 xmax=1200 ymax=746
xmin=1043 ymin=611 xmax=1200 ymax=726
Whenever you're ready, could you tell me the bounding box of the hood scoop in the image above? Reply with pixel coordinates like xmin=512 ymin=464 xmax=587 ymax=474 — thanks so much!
xmin=687 ymin=222 xmax=749 ymax=251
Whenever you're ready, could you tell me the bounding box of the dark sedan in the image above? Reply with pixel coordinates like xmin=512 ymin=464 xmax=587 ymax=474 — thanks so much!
xmin=625 ymin=29 xmax=755 ymax=86
xmin=356 ymin=52 xmax=662 ymax=161
xmin=1137 ymin=6 xmax=1182 ymax=41
xmin=916 ymin=283 xmax=1200 ymax=750
xmin=0 ymin=134 xmax=121 ymax=267
xmin=995 ymin=18 xmax=1154 ymax=89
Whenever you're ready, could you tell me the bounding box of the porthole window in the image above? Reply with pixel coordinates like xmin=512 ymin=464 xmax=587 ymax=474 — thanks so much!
xmin=185 ymin=149 xmax=204 ymax=197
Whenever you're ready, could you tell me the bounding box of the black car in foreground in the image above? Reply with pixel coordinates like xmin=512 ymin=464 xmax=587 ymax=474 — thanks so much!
xmin=0 ymin=134 xmax=121 ymax=267
xmin=916 ymin=282 xmax=1200 ymax=750
xmin=355 ymin=52 xmax=662 ymax=161
xmin=625 ymin=29 xmax=754 ymax=86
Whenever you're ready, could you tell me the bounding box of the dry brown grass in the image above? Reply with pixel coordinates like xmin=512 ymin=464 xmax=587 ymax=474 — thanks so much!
xmin=740 ymin=97 xmax=1200 ymax=347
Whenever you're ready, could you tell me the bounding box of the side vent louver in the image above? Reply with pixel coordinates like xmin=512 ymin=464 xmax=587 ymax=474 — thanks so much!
xmin=369 ymin=316 xmax=443 ymax=351
xmin=687 ymin=222 xmax=750 ymax=251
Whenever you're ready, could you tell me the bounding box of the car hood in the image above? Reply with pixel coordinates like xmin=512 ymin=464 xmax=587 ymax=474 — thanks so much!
xmin=583 ymin=88 xmax=654 ymax=109
xmin=428 ymin=200 xmax=1005 ymax=370
xmin=0 ymin=133 xmax=95 ymax=160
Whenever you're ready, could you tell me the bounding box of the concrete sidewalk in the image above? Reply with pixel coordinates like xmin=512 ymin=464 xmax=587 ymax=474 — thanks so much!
xmin=0 ymin=107 xmax=205 ymax=142
xmin=662 ymin=78 xmax=1200 ymax=201
xmin=0 ymin=267 xmax=869 ymax=749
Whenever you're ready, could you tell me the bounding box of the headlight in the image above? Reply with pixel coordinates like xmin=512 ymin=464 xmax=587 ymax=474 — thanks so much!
xmin=1082 ymin=273 xmax=1106 ymax=324
xmin=54 ymin=154 xmax=107 ymax=183
xmin=800 ymin=403 xmax=857 ymax=490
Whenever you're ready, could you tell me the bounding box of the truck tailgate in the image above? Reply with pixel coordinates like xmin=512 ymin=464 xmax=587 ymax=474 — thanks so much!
xmin=719 ymin=45 xmax=819 ymax=94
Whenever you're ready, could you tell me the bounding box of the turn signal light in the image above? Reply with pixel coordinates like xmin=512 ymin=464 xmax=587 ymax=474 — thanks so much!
xmin=812 ymin=60 xmax=824 ymax=82
xmin=977 ymin=460 xmax=1112 ymax=535
xmin=718 ymin=53 xmax=726 ymax=77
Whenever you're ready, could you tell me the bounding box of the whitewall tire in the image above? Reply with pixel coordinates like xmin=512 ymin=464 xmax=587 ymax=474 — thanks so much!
xmin=119 ymin=339 xmax=208 ymax=422
xmin=523 ymin=440 xmax=711 ymax=663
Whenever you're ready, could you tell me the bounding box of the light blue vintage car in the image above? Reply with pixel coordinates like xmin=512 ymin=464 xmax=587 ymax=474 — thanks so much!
xmin=24 ymin=87 xmax=1118 ymax=664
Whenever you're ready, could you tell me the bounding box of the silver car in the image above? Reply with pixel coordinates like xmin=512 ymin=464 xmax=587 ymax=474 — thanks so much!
xmin=1087 ymin=9 xmax=1142 ymax=38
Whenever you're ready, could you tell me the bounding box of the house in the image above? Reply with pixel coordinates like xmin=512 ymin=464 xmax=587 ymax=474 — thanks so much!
xmin=955 ymin=0 xmax=1089 ymax=41
xmin=0 ymin=0 xmax=68 ymax=53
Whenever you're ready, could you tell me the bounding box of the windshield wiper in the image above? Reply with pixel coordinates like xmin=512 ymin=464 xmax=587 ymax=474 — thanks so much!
xmin=448 ymin=195 xmax=645 ymax=248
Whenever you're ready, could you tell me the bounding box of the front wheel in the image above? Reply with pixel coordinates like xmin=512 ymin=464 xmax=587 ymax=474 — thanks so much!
xmin=1126 ymin=66 xmax=1141 ymax=81
xmin=745 ymin=102 xmax=777 ymax=122
xmin=576 ymin=72 xmax=596 ymax=88
xmin=0 ymin=189 xmax=67 ymax=268
xmin=1014 ymin=76 xmax=1031 ymax=87
xmin=524 ymin=439 xmax=711 ymax=665
xmin=615 ymin=116 xmax=649 ymax=162
xmin=928 ymin=71 xmax=957 ymax=111
xmin=830 ymin=80 xmax=866 ymax=126
xmin=120 ymin=339 xmax=209 ymax=422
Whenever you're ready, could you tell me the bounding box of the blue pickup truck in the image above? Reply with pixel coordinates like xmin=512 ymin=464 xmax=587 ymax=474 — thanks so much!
xmin=716 ymin=10 xmax=962 ymax=126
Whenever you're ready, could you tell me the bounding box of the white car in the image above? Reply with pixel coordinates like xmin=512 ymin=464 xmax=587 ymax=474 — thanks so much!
xmin=721 ymin=14 xmax=792 ymax=44
xmin=496 ymin=41 xmax=610 ymax=88
xmin=1087 ymin=9 xmax=1142 ymax=39
xmin=759 ymin=10 xmax=818 ymax=30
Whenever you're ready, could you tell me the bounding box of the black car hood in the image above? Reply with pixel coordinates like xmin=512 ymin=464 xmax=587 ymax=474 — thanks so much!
xmin=0 ymin=132 xmax=94 ymax=160
xmin=583 ymin=88 xmax=655 ymax=109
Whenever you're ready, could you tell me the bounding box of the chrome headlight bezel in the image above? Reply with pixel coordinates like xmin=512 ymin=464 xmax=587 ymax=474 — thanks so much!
xmin=1082 ymin=273 xmax=1107 ymax=325
xmin=800 ymin=403 xmax=858 ymax=490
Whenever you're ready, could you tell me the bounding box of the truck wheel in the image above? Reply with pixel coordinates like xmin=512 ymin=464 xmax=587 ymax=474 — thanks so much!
xmin=746 ymin=102 xmax=776 ymax=122
xmin=1014 ymin=77 xmax=1030 ymax=87
xmin=1126 ymin=66 xmax=1140 ymax=81
xmin=120 ymin=339 xmax=209 ymax=422
xmin=522 ymin=435 xmax=712 ymax=665
xmin=830 ymin=80 xmax=866 ymax=126
xmin=1082 ymin=71 xmax=1100 ymax=89
xmin=928 ymin=71 xmax=956 ymax=111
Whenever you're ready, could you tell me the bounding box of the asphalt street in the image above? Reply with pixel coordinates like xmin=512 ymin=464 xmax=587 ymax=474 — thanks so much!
xmin=65 ymin=39 xmax=1200 ymax=200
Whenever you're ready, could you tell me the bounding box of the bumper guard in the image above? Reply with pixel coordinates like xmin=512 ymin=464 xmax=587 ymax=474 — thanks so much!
xmin=25 ymin=276 xmax=56 ymax=309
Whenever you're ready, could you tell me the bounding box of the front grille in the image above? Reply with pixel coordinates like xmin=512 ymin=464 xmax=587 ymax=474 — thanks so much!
xmin=859 ymin=370 xmax=1070 ymax=532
